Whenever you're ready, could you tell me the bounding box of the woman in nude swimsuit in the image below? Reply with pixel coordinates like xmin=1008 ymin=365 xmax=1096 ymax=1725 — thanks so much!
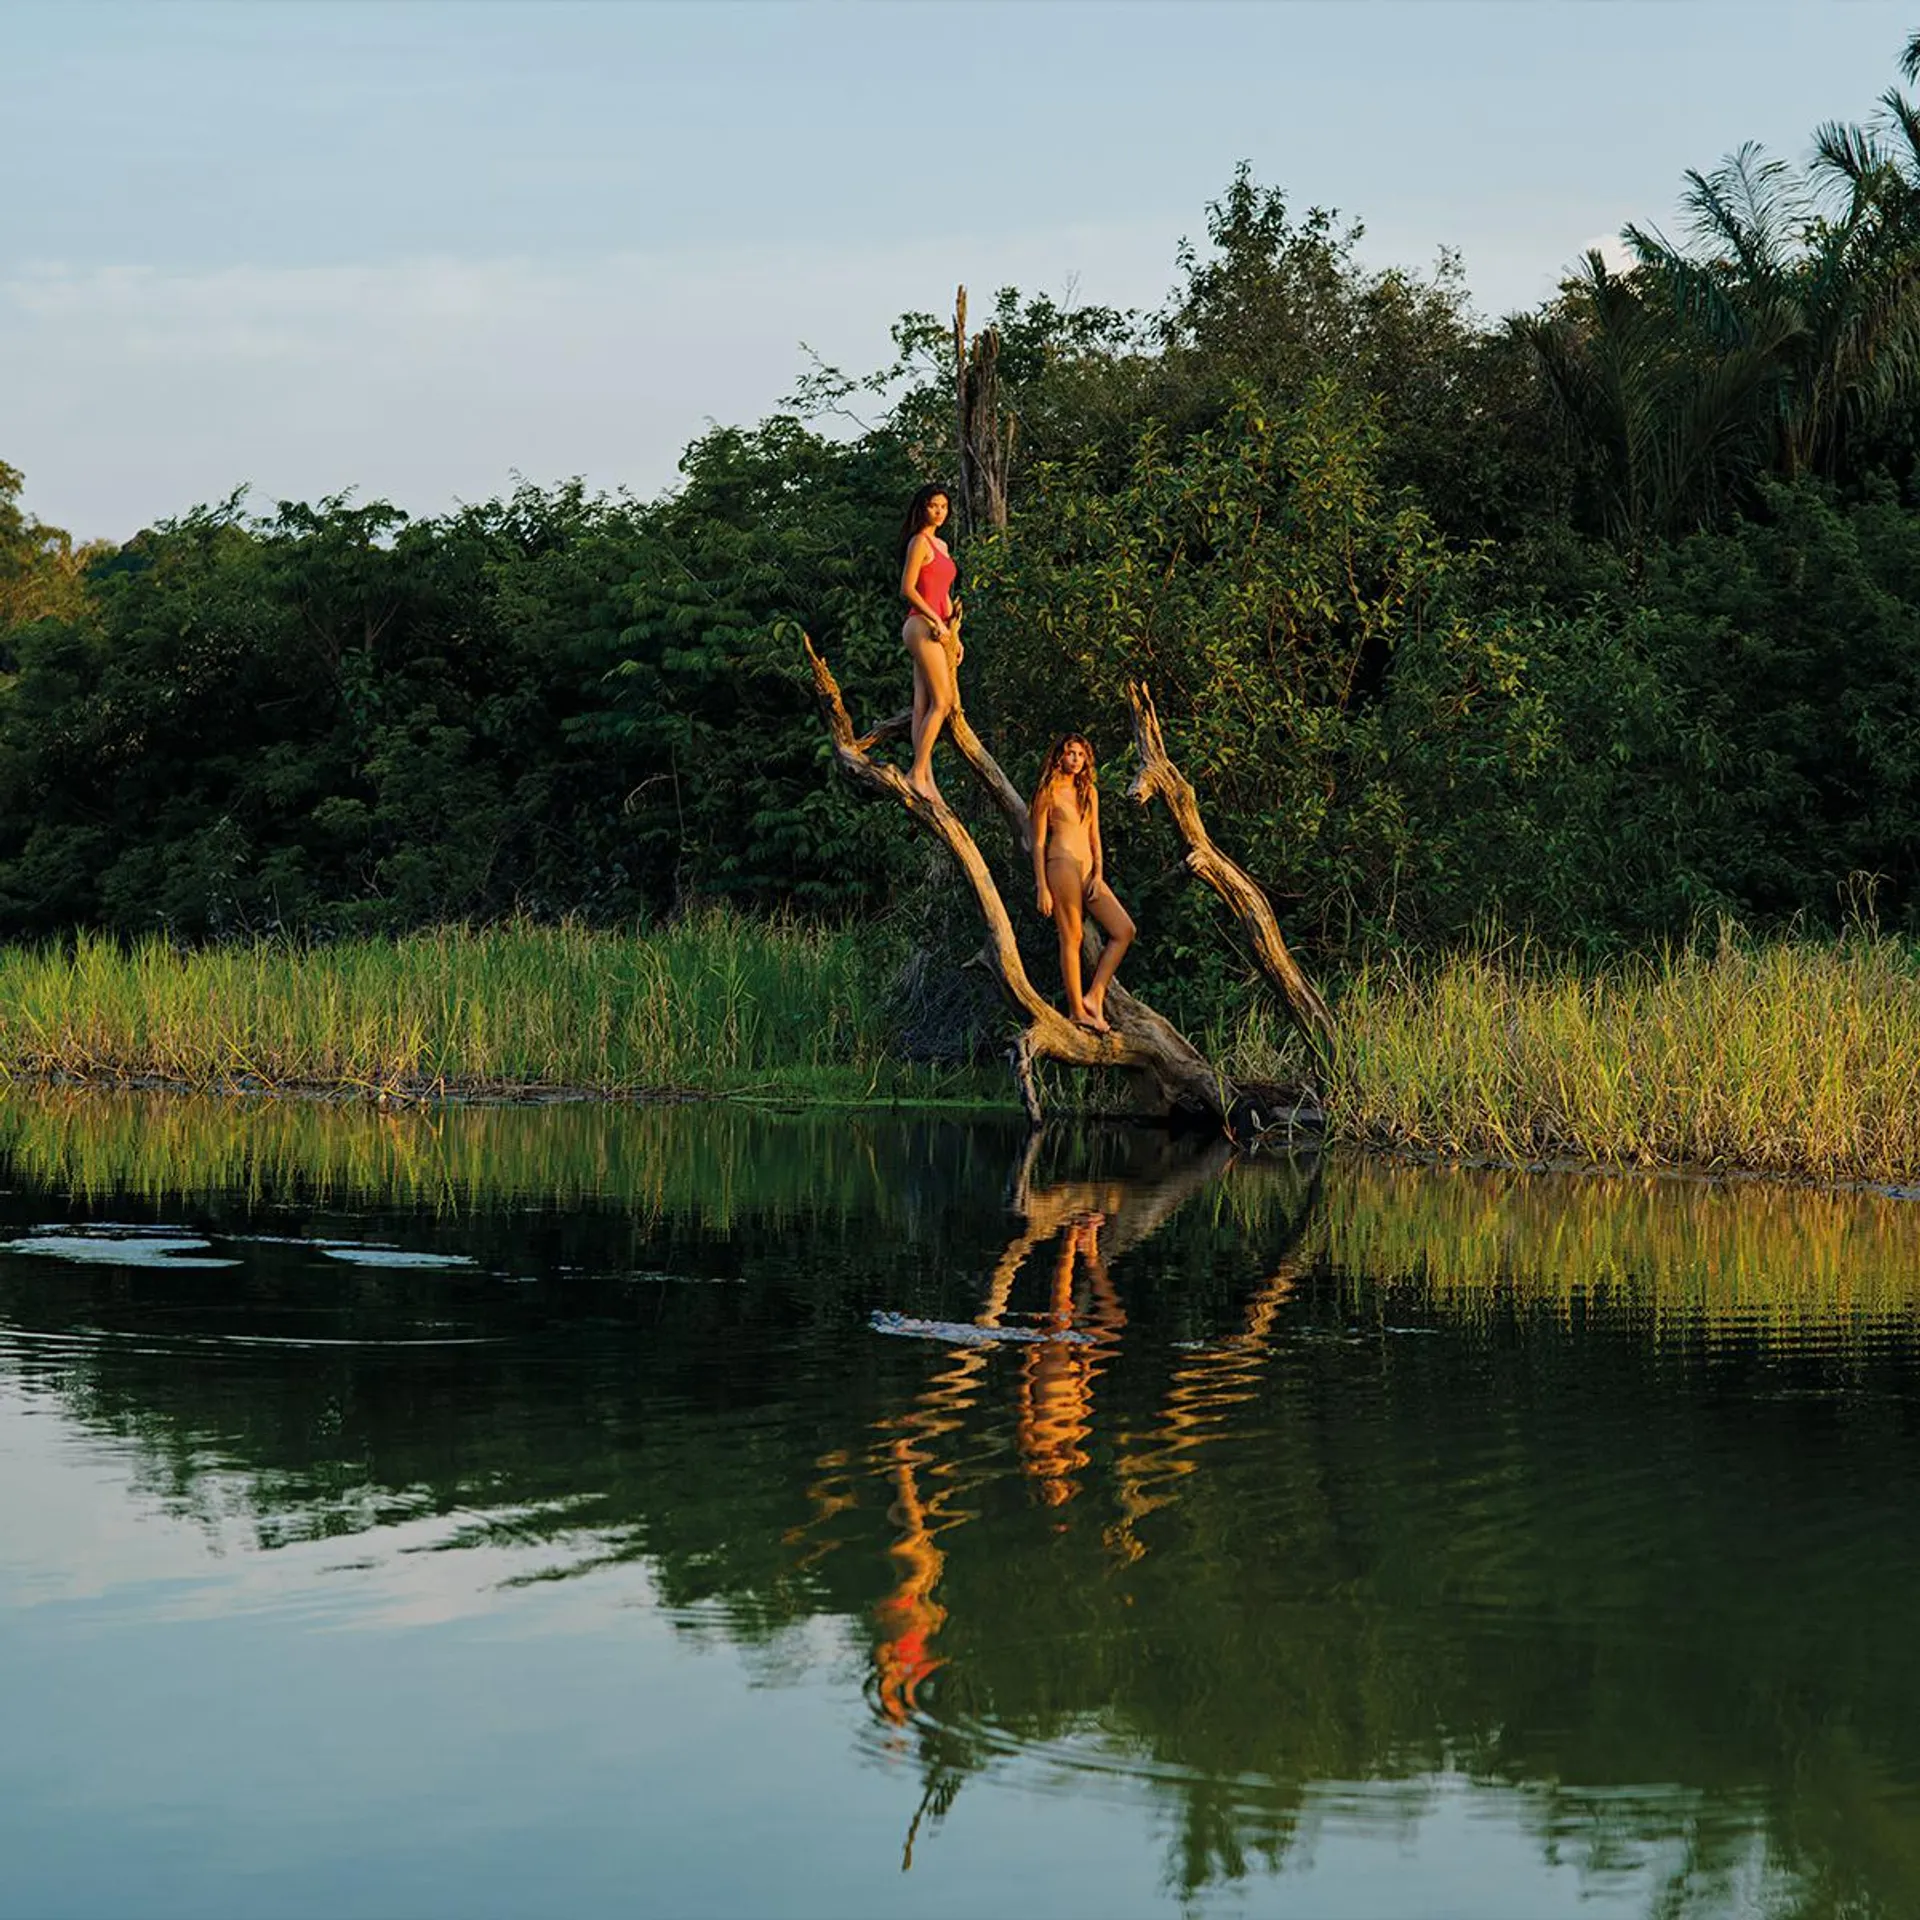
xmin=897 ymin=483 xmax=961 ymax=802
xmin=1030 ymin=734 xmax=1135 ymax=1032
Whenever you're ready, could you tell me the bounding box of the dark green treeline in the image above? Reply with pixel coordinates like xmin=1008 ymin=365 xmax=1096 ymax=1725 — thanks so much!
xmin=12 ymin=42 xmax=1920 ymax=1008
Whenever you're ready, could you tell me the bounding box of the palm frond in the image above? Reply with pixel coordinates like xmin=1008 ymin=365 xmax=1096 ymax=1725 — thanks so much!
xmin=1682 ymin=143 xmax=1805 ymax=282
xmin=1621 ymin=222 xmax=1677 ymax=271
xmin=1812 ymin=119 xmax=1887 ymax=198
xmin=1880 ymin=87 xmax=1920 ymax=184
xmin=1643 ymin=249 xmax=1750 ymax=348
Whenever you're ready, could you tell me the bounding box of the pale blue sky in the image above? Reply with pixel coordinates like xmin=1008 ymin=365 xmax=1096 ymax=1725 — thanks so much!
xmin=3 ymin=1 xmax=1914 ymax=539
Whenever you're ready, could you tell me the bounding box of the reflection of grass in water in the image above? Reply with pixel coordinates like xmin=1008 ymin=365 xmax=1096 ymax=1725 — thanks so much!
xmin=0 ymin=913 xmax=1000 ymax=1104
xmin=1322 ymin=1151 xmax=1920 ymax=1321
xmin=13 ymin=1074 xmax=1920 ymax=1322
xmin=9 ymin=1100 xmax=1919 ymax=1911
xmin=1124 ymin=1147 xmax=1920 ymax=1325
xmin=0 ymin=1082 xmax=1017 ymax=1229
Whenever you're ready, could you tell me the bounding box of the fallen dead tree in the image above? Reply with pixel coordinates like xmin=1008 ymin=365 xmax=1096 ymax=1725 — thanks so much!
xmin=802 ymin=632 xmax=1328 ymax=1139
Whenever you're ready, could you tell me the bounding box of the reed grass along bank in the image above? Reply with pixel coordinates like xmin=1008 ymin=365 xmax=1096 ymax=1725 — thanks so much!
xmin=1315 ymin=933 xmax=1920 ymax=1183
xmin=0 ymin=915 xmax=981 ymax=1105
xmin=4 ymin=919 xmax=1920 ymax=1184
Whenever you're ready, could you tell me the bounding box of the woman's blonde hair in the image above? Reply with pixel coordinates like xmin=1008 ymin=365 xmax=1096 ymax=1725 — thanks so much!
xmin=1031 ymin=734 xmax=1097 ymax=821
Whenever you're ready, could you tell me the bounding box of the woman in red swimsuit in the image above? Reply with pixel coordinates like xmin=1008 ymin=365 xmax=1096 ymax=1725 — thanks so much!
xmin=897 ymin=483 xmax=962 ymax=802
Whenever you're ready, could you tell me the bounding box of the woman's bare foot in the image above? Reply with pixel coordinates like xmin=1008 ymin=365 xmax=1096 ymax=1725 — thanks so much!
xmin=908 ymin=774 xmax=941 ymax=805
xmin=1071 ymin=1009 xmax=1111 ymax=1035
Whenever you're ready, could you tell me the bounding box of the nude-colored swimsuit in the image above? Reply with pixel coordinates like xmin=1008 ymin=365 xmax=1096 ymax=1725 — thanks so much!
xmin=1045 ymin=848 xmax=1096 ymax=903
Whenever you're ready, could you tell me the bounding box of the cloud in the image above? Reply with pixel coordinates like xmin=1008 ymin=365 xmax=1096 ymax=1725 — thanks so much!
xmin=1579 ymin=233 xmax=1639 ymax=275
xmin=1 ymin=228 xmax=1175 ymax=541
xmin=2 ymin=211 xmax=1639 ymax=540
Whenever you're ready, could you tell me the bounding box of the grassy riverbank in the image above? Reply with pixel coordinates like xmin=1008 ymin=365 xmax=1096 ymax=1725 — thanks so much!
xmin=1307 ymin=931 xmax=1920 ymax=1183
xmin=0 ymin=914 xmax=994 ymax=1106
xmin=2 ymin=917 xmax=1918 ymax=1183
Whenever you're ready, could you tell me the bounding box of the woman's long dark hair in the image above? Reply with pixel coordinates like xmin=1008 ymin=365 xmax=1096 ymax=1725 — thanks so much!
xmin=1031 ymin=734 xmax=1097 ymax=822
xmin=897 ymin=483 xmax=954 ymax=564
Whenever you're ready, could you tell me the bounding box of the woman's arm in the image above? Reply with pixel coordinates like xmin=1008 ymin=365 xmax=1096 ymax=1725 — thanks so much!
xmin=1032 ymin=790 xmax=1053 ymax=915
xmin=1089 ymin=788 xmax=1104 ymax=886
xmin=898 ymin=533 xmax=949 ymax=634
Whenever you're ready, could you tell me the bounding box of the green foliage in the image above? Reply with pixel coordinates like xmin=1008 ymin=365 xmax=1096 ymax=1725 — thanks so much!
xmin=1513 ymin=247 xmax=1797 ymax=555
xmin=0 ymin=464 xmax=919 ymax=939
xmin=14 ymin=40 xmax=1920 ymax=971
xmin=972 ymin=381 xmax=1561 ymax=974
xmin=1151 ymin=166 xmax=1569 ymax=547
xmin=1519 ymin=140 xmax=1920 ymax=553
xmin=0 ymin=460 xmax=98 ymax=648
xmin=1634 ymin=478 xmax=1920 ymax=915
xmin=590 ymin=416 xmax=920 ymax=911
xmin=824 ymin=167 xmax=1569 ymax=552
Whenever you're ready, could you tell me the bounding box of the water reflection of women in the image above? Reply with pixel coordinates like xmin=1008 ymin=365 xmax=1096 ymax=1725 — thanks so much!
xmin=898 ymin=483 xmax=961 ymax=802
xmin=1017 ymin=1213 xmax=1125 ymax=1509
xmin=873 ymin=1438 xmax=948 ymax=1726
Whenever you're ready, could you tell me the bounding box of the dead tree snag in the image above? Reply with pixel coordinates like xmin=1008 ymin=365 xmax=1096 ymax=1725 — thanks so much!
xmin=953 ymin=286 xmax=1014 ymax=536
xmin=805 ymin=634 xmax=1319 ymax=1135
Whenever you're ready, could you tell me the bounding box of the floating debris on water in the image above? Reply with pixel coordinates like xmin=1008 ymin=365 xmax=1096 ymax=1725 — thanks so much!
xmin=313 ymin=1245 xmax=479 ymax=1270
xmin=870 ymin=1310 xmax=1093 ymax=1347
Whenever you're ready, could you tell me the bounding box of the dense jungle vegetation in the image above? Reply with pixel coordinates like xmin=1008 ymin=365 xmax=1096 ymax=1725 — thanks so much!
xmin=12 ymin=44 xmax=1920 ymax=1038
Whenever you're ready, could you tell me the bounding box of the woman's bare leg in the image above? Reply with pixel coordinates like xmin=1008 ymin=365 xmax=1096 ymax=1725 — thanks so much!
xmin=1083 ymin=882 xmax=1135 ymax=1025
xmin=903 ymin=621 xmax=954 ymax=802
xmin=1048 ymin=859 xmax=1101 ymax=1028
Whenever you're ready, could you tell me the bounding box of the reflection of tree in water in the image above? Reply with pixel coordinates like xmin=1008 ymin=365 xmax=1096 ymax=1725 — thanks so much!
xmin=1108 ymin=1246 xmax=1298 ymax=1566
xmin=5 ymin=1092 xmax=1920 ymax=1912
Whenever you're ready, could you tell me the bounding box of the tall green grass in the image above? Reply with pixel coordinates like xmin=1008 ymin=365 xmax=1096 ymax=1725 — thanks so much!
xmin=0 ymin=912 xmax=991 ymax=1104
xmin=8 ymin=915 xmax=1920 ymax=1178
xmin=1304 ymin=931 xmax=1920 ymax=1182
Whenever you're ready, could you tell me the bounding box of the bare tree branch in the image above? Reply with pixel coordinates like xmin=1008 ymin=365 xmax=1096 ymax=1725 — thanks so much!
xmin=1126 ymin=680 xmax=1337 ymax=1061
xmin=802 ymin=634 xmax=1234 ymax=1125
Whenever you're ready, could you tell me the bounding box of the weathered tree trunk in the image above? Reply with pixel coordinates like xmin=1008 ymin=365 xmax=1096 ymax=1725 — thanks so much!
xmin=845 ymin=637 xmax=1196 ymax=1080
xmin=953 ymin=286 xmax=967 ymax=526
xmin=805 ymin=634 xmax=1334 ymax=1144
xmin=1126 ymin=681 xmax=1337 ymax=1062
xmin=1003 ymin=1126 xmax=1236 ymax=1261
xmin=952 ymin=285 xmax=1013 ymax=535
xmin=806 ymin=635 xmax=1229 ymax=1125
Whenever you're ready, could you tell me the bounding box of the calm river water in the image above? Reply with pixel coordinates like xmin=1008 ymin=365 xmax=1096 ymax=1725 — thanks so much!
xmin=2 ymin=1089 xmax=1918 ymax=1919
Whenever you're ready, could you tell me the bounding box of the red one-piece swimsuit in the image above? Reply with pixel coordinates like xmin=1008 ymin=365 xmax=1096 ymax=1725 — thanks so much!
xmin=915 ymin=544 xmax=956 ymax=624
